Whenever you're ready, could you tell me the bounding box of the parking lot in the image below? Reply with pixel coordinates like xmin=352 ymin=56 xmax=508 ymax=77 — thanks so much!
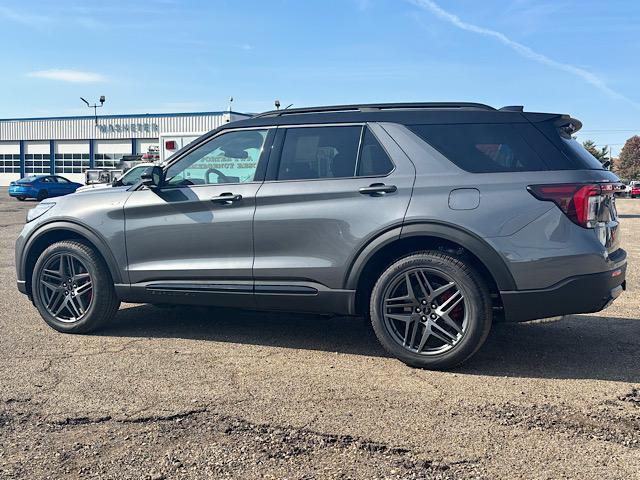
xmin=0 ymin=193 xmax=638 ymax=480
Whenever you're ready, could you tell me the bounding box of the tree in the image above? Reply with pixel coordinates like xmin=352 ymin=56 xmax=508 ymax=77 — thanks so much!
xmin=616 ymin=136 xmax=640 ymax=180
xmin=582 ymin=139 xmax=610 ymax=164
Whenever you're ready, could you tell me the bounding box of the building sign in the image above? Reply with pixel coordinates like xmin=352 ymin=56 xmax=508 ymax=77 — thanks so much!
xmin=96 ymin=122 xmax=159 ymax=135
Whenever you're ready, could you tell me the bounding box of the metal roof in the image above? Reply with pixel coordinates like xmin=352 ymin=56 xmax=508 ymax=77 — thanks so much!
xmin=0 ymin=111 xmax=252 ymax=141
xmin=0 ymin=111 xmax=250 ymax=123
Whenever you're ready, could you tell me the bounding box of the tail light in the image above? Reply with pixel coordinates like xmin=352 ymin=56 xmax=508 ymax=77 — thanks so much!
xmin=21 ymin=183 xmax=33 ymax=187
xmin=527 ymin=183 xmax=617 ymax=229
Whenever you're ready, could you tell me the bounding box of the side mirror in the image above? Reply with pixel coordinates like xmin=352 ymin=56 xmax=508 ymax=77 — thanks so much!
xmin=140 ymin=166 xmax=164 ymax=188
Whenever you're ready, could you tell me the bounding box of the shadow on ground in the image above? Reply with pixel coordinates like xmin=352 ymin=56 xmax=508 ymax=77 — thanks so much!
xmin=101 ymin=304 xmax=640 ymax=383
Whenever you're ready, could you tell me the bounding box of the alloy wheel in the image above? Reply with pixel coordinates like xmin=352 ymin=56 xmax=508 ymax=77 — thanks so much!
xmin=38 ymin=253 xmax=93 ymax=323
xmin=381 ymin=267 xmax=468 ymax=355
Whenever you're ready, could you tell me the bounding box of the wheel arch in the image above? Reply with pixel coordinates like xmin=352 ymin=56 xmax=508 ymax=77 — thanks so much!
xmin=346 ymin=222 xmax=515 ymax=315
xmin=21 ymin=221 xmax=122 ymax=296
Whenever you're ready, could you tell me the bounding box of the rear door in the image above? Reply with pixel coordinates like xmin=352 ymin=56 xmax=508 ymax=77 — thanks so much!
xmin=123 ymin=127 xmax=273 ymax=289
xmin=252 ymin=123 xmax=415 ymax=297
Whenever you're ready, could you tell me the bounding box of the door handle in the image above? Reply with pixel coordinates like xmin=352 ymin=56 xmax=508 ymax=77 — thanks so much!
xmin=210 ymin=193 xmax=243 ymax=205
xmin=359 ymin=183 xmax=397 ymax=196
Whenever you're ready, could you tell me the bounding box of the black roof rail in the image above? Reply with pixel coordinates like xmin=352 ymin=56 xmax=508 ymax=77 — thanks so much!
xmin=253 ymin=102 xmax=496 ymax=118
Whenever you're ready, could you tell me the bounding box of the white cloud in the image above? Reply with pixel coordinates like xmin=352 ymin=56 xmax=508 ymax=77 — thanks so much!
xmin=27 ymin=69 xmax=106 ymax=83
xmin=411 ymin=0 xmax=640 ymax=109
xmin=0 ymin=6 xmax=49 ymax=25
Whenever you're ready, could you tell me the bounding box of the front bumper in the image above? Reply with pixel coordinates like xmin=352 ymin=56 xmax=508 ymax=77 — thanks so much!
xmin=500 ymin=263 xmax=627 ymax=322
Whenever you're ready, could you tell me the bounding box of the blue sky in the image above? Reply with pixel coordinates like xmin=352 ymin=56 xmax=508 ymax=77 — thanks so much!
xmin=1 ymin=0 xmax=639 ymax=155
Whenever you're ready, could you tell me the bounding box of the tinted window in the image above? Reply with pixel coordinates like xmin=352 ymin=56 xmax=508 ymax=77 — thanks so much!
xmin=277 ymin=126 xmax=361 ymax=180
xmin=166 ymin=129 xmax=268 ymax=186
xmin=409 ymin=123 xmax=549 ymax=173
xmin=54 ymin=176 xmax=70 ymax=183
xmin=358 ymin=128 xmax=394 ymax=176
xmin=533 ymin=121 xmax=604 ymax=170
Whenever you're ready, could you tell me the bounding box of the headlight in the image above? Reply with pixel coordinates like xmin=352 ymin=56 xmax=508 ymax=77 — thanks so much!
xmin=26 ymin=202 xmax=56 ymax=223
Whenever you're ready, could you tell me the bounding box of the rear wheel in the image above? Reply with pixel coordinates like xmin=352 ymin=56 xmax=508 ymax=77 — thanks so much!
xmin=36 ymin=190 xmax=48 ymax=201
xmin=370 ymin=251 xmax=492 ymax=370
xmin=32 ymin=240 xmax=120 ymax=333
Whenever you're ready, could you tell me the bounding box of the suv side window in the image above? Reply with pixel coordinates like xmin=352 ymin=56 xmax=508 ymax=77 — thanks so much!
xmin=165 ymin=129 xmax=268 ymax=186
xmin=358 ymin=128 xmax=394 ymax=176
xmin=277 ymin=126 xmax=361 ymax=180
xmin=409 ymin=123 xmax=549 ymax=173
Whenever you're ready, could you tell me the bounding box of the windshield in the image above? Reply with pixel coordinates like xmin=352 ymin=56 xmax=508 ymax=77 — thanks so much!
xmin=120 ymin=165 xmax=149 ymax=185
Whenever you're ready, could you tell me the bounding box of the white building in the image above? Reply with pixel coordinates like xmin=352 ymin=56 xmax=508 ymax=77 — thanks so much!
xmin=0 ymin=111 xmax=250 ymax=185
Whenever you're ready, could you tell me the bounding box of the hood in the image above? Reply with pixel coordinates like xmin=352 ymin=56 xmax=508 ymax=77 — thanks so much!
xmin=76 ymin=183 xmax=112 ymax=193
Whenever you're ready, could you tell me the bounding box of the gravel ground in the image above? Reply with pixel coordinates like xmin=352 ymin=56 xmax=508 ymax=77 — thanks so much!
xmin=0 ymin=193 xmax=638 ymax=480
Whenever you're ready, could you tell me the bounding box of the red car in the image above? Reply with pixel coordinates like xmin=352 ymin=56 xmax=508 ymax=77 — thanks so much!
xmin=632 ymin=184 xmax=640 ymax=198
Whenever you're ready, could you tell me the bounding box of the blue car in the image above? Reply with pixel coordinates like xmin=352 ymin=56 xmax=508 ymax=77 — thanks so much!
xmin=8 ymin=175 xmax=83 ymax=201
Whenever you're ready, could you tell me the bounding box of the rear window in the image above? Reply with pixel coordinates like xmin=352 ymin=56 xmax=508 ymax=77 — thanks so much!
xmin=535 ymin=121 xmax=605 ymax=170
xmin=409 ymin=123 xmax=549 ymax=173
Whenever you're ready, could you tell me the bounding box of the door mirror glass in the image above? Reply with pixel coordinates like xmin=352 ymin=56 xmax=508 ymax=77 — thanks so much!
xmin=140 ymin=165 xmax=164 ymax=188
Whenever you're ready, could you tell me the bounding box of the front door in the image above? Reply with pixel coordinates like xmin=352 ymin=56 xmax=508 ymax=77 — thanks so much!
xmin=123 ymin=128 xmax=272 ymax=288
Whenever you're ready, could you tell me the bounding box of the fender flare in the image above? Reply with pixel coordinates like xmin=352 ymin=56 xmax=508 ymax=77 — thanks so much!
xmin=20 ymin=220 xmax=123 ymax=285
xmin=344 ymin=221 xmax=516 ymax=291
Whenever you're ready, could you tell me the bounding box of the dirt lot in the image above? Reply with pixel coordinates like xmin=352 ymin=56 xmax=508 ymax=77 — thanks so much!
xmin=0 ymin=193 xmax=638 ymax=480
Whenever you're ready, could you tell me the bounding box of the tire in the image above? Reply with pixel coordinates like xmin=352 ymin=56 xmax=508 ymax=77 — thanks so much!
xmin=370 ymin=251 xmax=492 ymax=370
xmin=36 ymin=190 xmax=48 ymax=201
xmin=31 ymin=240 xmax=120 ymax=333
xmin=16 ymin=196 xmax=25 ymax=201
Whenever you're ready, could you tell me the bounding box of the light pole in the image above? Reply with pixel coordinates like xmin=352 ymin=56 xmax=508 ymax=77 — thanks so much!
xmin=80 ymin=96 xmax=106 ymax=125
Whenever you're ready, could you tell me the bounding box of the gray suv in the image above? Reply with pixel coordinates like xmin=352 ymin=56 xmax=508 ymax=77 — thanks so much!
xmin=15 ymin=103 xmax=627 ymax=369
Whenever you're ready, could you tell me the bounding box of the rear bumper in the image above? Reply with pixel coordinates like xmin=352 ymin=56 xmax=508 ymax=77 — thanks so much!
xmin=8 ymin=189 xmax=32 ymax=197
xmin=501 ymin=262 xmax=627 ymax=322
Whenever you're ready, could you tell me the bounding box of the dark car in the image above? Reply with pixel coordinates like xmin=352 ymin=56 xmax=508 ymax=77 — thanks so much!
xmin=9 ymin=175 xmax=82 ymax=201
xmin=15 ymin=103 xmax=627 ymax=370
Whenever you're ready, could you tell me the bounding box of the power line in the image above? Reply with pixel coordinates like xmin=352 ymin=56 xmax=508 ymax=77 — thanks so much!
xmin=581 ymin=129 xmax=639 ymax=132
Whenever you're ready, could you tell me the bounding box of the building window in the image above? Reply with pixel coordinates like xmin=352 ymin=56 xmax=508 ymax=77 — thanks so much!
xmin=54 ymin=153 xmax=90 ymax=174
xmin=0 ymin=154 xmax=20 ymax=173
xmin=94 ymin=153 xmax=127 ymax=169
xmin=24 ymin=154 xmax=50 ymax=174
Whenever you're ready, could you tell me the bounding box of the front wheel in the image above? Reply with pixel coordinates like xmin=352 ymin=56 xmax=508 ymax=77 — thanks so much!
xmin=16 ymin=196 xmax=25 ymax=201
xmin=36 ymin=190 xmax=48 ymax=201
xmin=370 ymin=251 xmax=492 ymax=370
xmin=32 ymin=240 xmax=120 ymax=333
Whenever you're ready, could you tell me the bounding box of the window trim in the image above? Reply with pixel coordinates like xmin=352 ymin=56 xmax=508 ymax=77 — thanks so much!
xmin=264 ymin=122 xmax=396 ymax=183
